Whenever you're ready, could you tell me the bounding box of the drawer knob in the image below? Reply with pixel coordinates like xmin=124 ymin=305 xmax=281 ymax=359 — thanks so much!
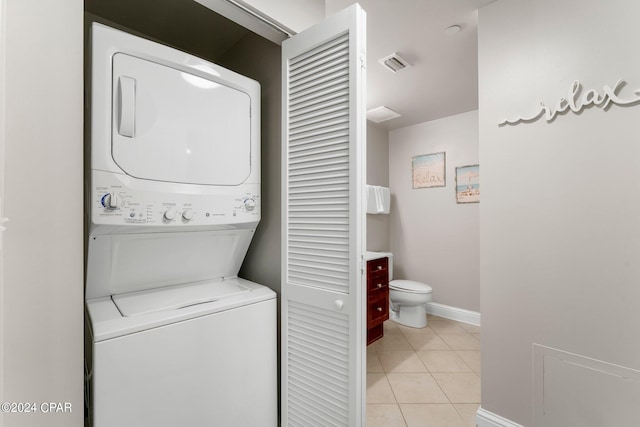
xmin=377 ymin=283 xmax=382 ymax=288
xmin=334 ymin=299 xmax=344 ymax=311
xmin=377 ymin=266 xmax=382 ymax=270
xmin=376 ymin=307 xmax=383 ymax=312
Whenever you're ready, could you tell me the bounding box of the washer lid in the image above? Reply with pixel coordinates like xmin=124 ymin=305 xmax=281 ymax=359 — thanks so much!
xmin=111 ymin=53 xmax=252 ymax=186
xmin=389 ymin=279 xmax=432 ymax=293
xmin=112 ymin=279 xmax=251 ymax=317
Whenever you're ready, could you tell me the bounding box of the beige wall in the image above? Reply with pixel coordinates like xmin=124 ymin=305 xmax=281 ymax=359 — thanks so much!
xmin=389 ymin=111 xmax=479 ymax=311
xmin=479 ymin=0 xmax=640 ymax=425
xmin=2 ymin=1 xmax=84 ymax=426
xmin=366 ymin=123 xmax=390 ymax=252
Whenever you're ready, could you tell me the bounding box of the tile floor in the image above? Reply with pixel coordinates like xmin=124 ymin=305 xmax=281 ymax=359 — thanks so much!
xmin=367 ymin=314 xmax=481 ymax=427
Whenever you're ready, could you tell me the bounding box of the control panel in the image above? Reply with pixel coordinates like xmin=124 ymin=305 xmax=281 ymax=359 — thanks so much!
xmin=90 ymin=171 xmax=260 ymax=228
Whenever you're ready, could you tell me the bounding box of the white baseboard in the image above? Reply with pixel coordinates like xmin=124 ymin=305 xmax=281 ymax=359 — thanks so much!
xmin=426 ymin=302 xmax=481 ymax=326
xmin=476 ymin=407 xmax=525 ymax=427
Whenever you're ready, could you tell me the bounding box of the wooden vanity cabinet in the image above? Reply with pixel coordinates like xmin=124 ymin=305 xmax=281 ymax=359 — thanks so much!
xmin=366 ymin=257 xmax=389 ymax=345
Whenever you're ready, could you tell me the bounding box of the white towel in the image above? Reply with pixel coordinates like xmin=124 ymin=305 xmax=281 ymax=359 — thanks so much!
xmin=377 ymin=186 xmax=390 ymax=214
xmin=366 ymin=185 xmax=377 ymax=213
xmin=366 ymin=185 xmax=390 ymax=214
xmin=374 ymin=186 xmax=384 ymax=213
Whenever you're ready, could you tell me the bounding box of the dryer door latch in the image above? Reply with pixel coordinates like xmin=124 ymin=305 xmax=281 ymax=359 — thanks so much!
xmin=117 ymin=76 xmax=136 ymax=138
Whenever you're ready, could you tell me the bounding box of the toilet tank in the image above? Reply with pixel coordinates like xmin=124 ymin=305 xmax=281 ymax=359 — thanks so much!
xmin=365 ymin=251 xmax=393 ymax=280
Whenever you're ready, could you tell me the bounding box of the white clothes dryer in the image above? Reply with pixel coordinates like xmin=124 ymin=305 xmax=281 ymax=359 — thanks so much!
xmin=85 ymin=23 xmax=276 ymax=427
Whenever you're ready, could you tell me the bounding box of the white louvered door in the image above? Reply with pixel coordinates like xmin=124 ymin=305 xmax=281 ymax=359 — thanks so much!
xmin=282 ymin=4 xmax=366 ymax=426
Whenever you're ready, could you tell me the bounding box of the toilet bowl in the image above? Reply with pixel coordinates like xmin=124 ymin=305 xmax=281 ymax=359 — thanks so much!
xmin=389 ymin=280 xmax=432 ymax=328
xmin=365 ymin=251 xmax=432 ymax=329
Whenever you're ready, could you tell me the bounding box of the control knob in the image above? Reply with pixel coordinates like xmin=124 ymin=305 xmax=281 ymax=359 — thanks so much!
xmin=103 ymin=193 xmax=122 ymax=210
xmin=244 ymin=198 xmax=256 ymax=212
xmin=163 ymin=210 xmax=176 ymax=221
xmin=182 ymin=210 xmax=194 ymax=221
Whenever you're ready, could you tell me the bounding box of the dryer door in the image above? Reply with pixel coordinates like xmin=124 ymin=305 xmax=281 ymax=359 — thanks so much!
xmin=111 ymin=53 xmax=252 ymax=186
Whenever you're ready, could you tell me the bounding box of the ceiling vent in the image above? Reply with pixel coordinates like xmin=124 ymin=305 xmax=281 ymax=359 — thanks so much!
xmin=367 ymin=106 xmax=401 ymax=123
xmin=379 ymin=53 xmax=410 ymax=73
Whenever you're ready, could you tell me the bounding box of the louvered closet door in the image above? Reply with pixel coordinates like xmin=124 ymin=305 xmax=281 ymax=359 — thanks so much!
xmin=282 ymin=4 xmax=366 ymax=427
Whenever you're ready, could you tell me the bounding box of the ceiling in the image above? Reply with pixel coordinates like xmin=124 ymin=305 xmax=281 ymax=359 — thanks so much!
xmin=326 ymin=0 xmax=497 ymax=130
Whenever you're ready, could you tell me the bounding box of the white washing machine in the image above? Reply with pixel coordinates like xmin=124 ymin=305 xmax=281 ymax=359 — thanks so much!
xmin=85 ymin=23 xmax=276 ymax=427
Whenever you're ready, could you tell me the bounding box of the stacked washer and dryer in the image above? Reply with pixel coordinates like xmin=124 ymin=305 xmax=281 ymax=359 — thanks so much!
xmin=85 ymin=24 xmax=277 ymax=427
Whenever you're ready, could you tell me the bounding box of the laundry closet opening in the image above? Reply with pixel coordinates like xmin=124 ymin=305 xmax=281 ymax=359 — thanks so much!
xmin=83 ymin=0 xmax=284 ymax=424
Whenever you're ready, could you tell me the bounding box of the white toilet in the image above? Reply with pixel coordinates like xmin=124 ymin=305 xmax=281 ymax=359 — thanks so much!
xmin=389 ymin=279 xmax=432 ymax=328
xmin=367 ymin=252 xmax=433 ymax=329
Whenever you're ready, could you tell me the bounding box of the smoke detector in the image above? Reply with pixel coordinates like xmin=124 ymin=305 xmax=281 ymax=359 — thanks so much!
xmin=378 ymin=53 xmax=410 ymax=73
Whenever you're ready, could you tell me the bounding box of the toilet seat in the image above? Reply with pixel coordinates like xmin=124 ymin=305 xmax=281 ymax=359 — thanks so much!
xmin=389 ymin=279 xmax=432 ymax=294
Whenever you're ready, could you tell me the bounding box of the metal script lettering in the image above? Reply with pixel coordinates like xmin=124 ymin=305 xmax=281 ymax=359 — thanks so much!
xmin=499 ymin=79 xmax=640 ymax=126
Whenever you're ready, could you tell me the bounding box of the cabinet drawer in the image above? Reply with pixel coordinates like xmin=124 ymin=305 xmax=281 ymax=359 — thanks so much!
xmin=367 ymin=257 xmax=388 ymax=275
xmin=367 ymin=292 xmax=389 ymax=326
xmin=367 ymin=271 xmax=388 ymax=294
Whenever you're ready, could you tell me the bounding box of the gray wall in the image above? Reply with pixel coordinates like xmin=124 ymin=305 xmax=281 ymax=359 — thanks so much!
xmin=85 ymin=0 xmax=250 ymax=62
xmin=479 ymin=0 xmax=640 ymax=425
xmin=389 ymin=111 xmax=479 ymax=312
xmin=2 ymin=1 xmax=84 ymax=426
xmin=218 ymin=35 xmax=283 ymax=294
xmin=366 ymin=123 xmax=390 ymax=252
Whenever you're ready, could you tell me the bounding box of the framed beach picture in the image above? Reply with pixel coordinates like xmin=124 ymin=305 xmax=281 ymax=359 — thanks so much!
xmin=455 ymin=164 xmax=480 ymax=203
xmin=412 ymin=152 xmax=446 ymax=189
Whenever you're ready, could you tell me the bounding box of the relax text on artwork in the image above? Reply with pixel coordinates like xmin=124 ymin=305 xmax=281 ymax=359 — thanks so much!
xmin=498 ymin=79 xmax=640 ymax=126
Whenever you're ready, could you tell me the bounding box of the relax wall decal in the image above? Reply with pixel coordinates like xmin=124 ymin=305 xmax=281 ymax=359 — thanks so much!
xmin=498 ymin=79 xmax=640 ymax=126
